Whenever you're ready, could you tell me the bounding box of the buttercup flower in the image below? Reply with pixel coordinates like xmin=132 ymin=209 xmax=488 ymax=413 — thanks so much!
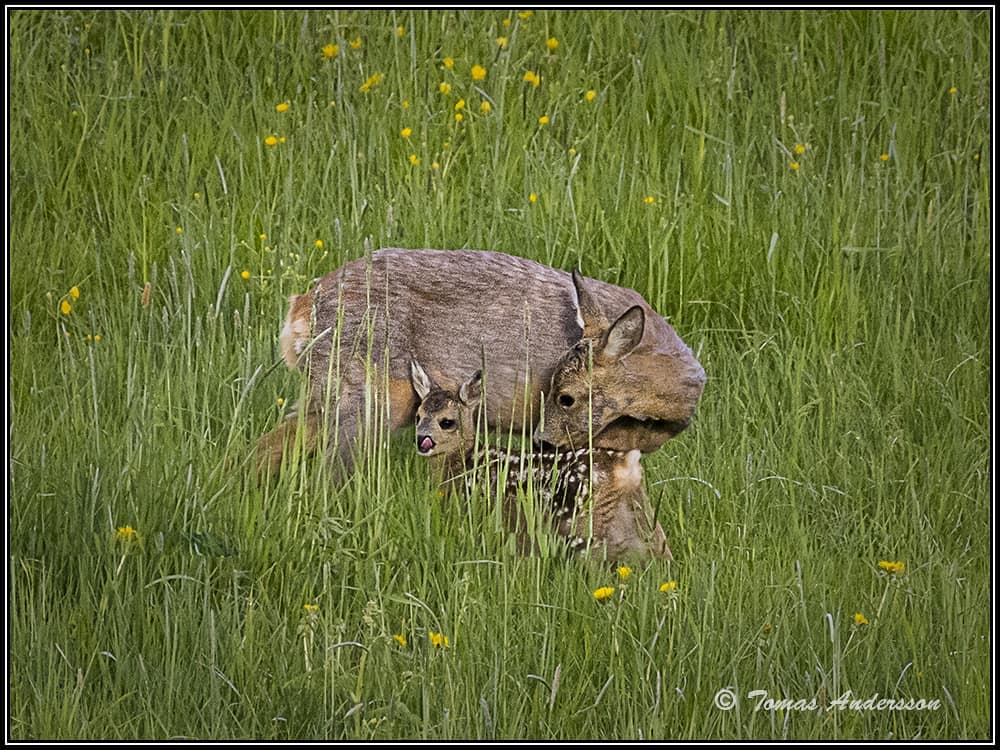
xmin=400 ymin=127 xmax=412 ymax=138
xmin=393 ymin=633 xmax=407 ymax=647
xmin=314 ymin=239 xmax=324 ymax=248
xmin=546 ymin=37 xmax=559 ymax=51
xmin=496 ymin=36 xmax=508 ymax=49
xmin=439 ymin=82 xmax=452 ymax=94
xmin=644 ymin=195 xmax=655 ymax=205
xmin=480 ymin=100 xmax=492 ymax=114
xmin=529 ymin=192 xmax=537 ymax=203
xmin=408 ymin=154 xmax=420 ymax=165
xmin=523 ymin=71 xmax=540 ymax=87
xmin=538 ymin=115 xmax=549 ymax=125
xmin=948 ymin=85 xmax=957 ymax=95
xmin=429 ymin=630 xmax=450 ymax=648
xmin=240 ymin=270 xmax=251 ymax=280
xmin=790 ymin=161 xmax=800 ymax=170
xmin=794 ymin=143 xmax=805 ymax=154
xmin=880 ymin=153 xmax=890 ymax=162
xmin=471 ymin=64 xmax=487 ymax=81
xmin=60 ymin=299 xmax=72 ymax=315
xmin=276 ymin=102 xmax=290 ymax=113
xmin=69 ymin=286 xmax=80 ymax=300
xmin=264 ymin=135 xmax=278 ymax=147
xmin=584 ymin=89 xmax=597 ymax=102
xmin=396 ymin=25 xmax=405 ymax=38
xmin=454 ymin=99 xmax=465 ymax=111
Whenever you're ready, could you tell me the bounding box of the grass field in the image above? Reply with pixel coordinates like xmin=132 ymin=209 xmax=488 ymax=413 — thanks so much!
xmin=7 ymin=9 xmax=991 ymax=740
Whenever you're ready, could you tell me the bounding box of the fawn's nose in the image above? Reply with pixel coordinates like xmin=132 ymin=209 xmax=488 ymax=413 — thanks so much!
xmin=417 ymin=435 xmax=435 ymax=453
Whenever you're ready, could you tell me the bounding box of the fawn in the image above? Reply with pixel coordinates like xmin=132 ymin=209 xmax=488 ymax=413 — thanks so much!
xmin=258 ymin=249 xmax=705 ymax=480
xmin=410 ymin=359 xmax=671 ymax=561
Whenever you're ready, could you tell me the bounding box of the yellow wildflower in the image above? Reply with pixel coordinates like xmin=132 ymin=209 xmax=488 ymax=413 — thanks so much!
xmin=529 ymin=192 xmax=537 ymax=203
xmin=349 ymin=37 xmax=362 ymax=50
xmin=393 ymin=633 xmax=407 ymax=647
xmin=790 ymin=161 xmax=800 ymax=170
xmin=644 ymin=195 xmax=655 ymax=204
xmin=659 ymin=580 xmax=677 ymax=593
xmin=115 ymin=525 xmax=137 ymax=542
xmin=617 ymin=565 xmax=632 ymax=581
xmin=853 ymin=612 xmax=869 ymax=626
xmin=880 ymin=152 xmax=890 ymax=162
xmin=568 ymin=147 xmax=576 ymax=155
xmin=471 ymin=64 xmax=487 ymax=81
xmin=538 ymin=115 xmax=549 ymax=125
xmin=503 ymin=17 xmax=511 ymax=27
xmin=402 ymin=99 xmax=410 ymax=109
xmin=523 ymin=70 xmax=540 ymax=87
xmin=584 ymin=89 xmax=596 ymax=102
xmin=408 ymin=154 xmax=420 ymax=166
xmin=359 ymin=73 xmax=384 ymax=93
xmin=277 ymin=397 xmax=285 ymax=406
xmin=400 ymin=126 xmax=412 ymax=138
xmin=60 ymin=299 xmax=72 ymax=315
xmin=496 ymin=36 xmax=508 ymax=49
xmin=69 ymin=286 xmax=80 ymax=300
xmin=259 ymin=233 xmax=267 ymax=240
xmin=264 ymin=135 xmax=278 ymax=147
xmin=878 ymin=560 xmax=905 ymax=575
xmin=303 ymin=603 xmax=319 ymax=613
xmin=276 ymin=101 xmax=290 ymax=113
xmin=454 ymin=99 xmax=466 ymax=111
xmin=546 ymin=37 xmax=559 ymax=51
xmin=794 ymin=143 xmax=805 ymax=155
xmin=240 ymin=270 xmax=251 ymax=280
xmin=480 ymin=100 xmax=492 ymax=114
xmin=454 ymin=113 xmax=464 ymax=123
xmin=439 ymin=82 xmax=452 ymax=94
xmin=396 ymin=25 xmax=405 ymax=38
xmin=322 ymin=43 xmax=339 ymax=59
xmin=175 ymin=226 xmax=183 ymax=234
xmin=518 ymin=10 xmax=533 ymax=20
xmin=429 ymin=630 xmax=450 ymax=648
xmin=948 ymin=85 xmax=957 ymax=95
xmin=593 ymin=586 xmax=615 ymax=602
xmin=432 ymin=161 xmax=440 ymax=170
xmin=314 ymin=239 xmax=324 ymax=249
xmin=443 ymin=56 xmax=454 ymax=69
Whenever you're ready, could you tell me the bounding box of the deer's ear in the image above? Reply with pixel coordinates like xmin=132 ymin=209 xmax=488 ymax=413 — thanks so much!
xmin=410 ymin=359 xmax=433 ymax=400
xmin=598 ymin=306 xmax=645 ymax=362
xmin=459 ymin=370 xmax=483 ymax=406
xmin=570 ymin=269 xmax=609 ymax=340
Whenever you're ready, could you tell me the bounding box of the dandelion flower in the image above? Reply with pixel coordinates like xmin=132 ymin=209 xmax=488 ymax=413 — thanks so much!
xmin=115 ymin=525 xmax=137 ymax=542
xmin=853 ymin=612 xmax=869 ymax=626
xmin=359 ymin=73 xmax=384 ymax=93
xmin=948 ymin=85 xmax=957 ymax=95
xmin=259 ymin=233 xmax=267 ymax=240
xmin=790 ymin=161 xmax=800 ymax=170
xmin=454 ymin=99 xmax=466 ymax=111
xmin=240 ymin=270 xmax=251 ymax=280
xmin=303 ymin=603 xmax=319 ymax=613
xmin=393 ymin=633 xmax=407 ymax=647
xmin=878 ymin=560 xmax=905 ymax=575
xmin=659 ymin=580 xmax=677 ymax=593
xmin=264 ymin=135 xmax=278 ymax=147
xmin=322 ymin=43 xmax=339 ymax=59
xmin=175 ymin=226 xmax=183 ymax=234
xmin=69 ymin=286 xmax=80 ymax=300
xmin=471 ymin=64 xmax=487 ymax=81
xmin=276 ymin=101 xmax=290 ymax=113
xmin=794 ymin=143 xmax=805 ymax=155
xmin=523 ymin=71 xmax=540 ymax=88
xmin=454 ymin=113 xmax=464 ymax=123
xmin=439 ymin=82 xmax=452 ymax=95
xmin=496 ymin=36 xmax=508 ymax=49
xmin=443 ymin=56 xmax=454 ymax=69
xmin=518 ymin=10 xmax=533 ymax=20
xmin=278 ymin=136 xmax=286 ymax=143
xmin=480 ymin=100 xmax=492 ymax=114
xmin=880 ymin=152 xmax=890 ymax=162
xmin=60 ymin=299 xmax=72 ymax=315
xmin=429 ymin=630 xmax=449 ymax=648
xmin=503 ymin=17 xmax=511 ymax=27
xmin=584 ymin=89 xmax=597 ymax=102
xmin=400 ymin=127 xmax=412 ymax=138
xmin=546 ymin=37 xmax=559 ymax=51
xmin=538 ymin=115 xmax=549 ymax=125
xmin=349 ymin=37 xmax=362 ymax=50
xmin=408 ymin=154 xmax=420 ymax=166
xmin=593 ymin=586 xmax=615 ymax=602
xmin=617 ymin=565 xmax=632 ymax=581
xmin=529 ymin=192 xmax=537 ymax=203
xmin=314 ymin=239 xmax=324 ymax=249
xmin=644 ymin=195 xmax=655 ymax=205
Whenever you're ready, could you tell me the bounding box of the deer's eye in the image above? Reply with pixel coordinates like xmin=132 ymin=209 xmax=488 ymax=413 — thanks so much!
xmin=439 ymin=418 xmax=457 ymax=430
xmin=558 ymin=393 xmax=575 ymax=408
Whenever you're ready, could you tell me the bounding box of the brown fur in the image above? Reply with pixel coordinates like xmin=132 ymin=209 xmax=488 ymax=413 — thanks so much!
xmin=258 ymin=248 xmax=705 ymax=480
xmin=413 ymin=364 xmax=671 ymax=560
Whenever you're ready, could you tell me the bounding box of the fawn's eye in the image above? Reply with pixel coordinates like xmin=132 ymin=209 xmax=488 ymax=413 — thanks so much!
xmin=439 ymin=418 xmax=456 ymax=430
xmin=558 ymin=393 xmax=575 ymax=408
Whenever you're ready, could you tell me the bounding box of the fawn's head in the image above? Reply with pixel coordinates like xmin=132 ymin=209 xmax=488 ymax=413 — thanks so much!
xmin=410 ymin=360 xmax=482 ymax=458
xmin=534 ymin=270 xmax=705 ymax=450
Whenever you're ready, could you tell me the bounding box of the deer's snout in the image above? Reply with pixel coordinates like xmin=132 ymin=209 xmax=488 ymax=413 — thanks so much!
xmin=417 ymin=434 xmax=436 ymax=454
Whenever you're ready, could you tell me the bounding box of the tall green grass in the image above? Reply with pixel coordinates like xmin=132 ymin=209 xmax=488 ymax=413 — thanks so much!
xmin=8 ymin=9 xmax=990 ymax=739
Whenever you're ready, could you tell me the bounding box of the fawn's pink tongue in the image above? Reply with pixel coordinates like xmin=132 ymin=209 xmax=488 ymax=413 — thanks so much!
xmin=419 ymin=436 xmax=435 ymax=452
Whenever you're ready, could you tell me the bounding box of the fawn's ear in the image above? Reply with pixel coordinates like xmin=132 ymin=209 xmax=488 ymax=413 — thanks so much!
xmin=459 ymin=370 xmax=483 ymax=406
xmin=598 ymin=305 xmax=645 ymax=362
xmin=410 ymin=359 xmax=433 ymax=400
xmin=570 ymin=269 xmax=609 ymax=340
